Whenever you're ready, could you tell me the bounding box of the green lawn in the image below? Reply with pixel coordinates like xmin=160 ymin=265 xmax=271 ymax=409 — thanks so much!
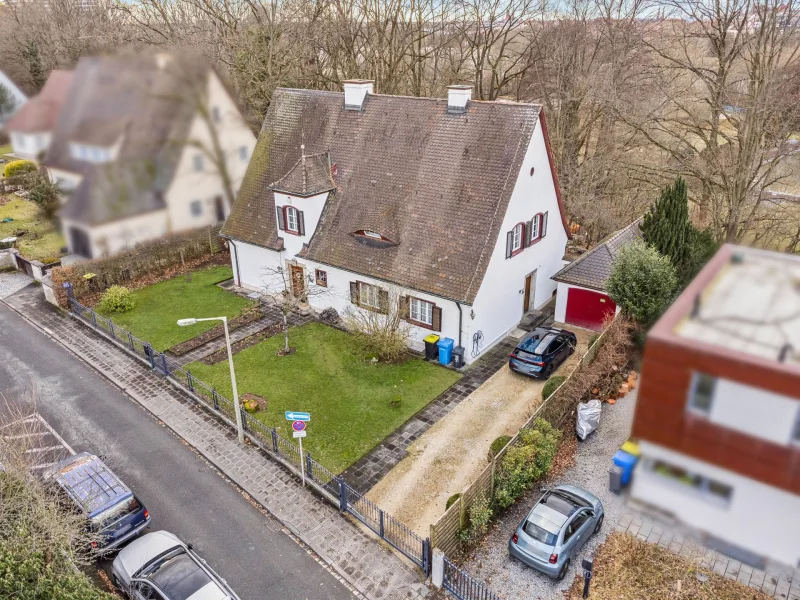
xmin=0 ymin=195 xmax=65 ymax=261
xmin=187 ymin=322 xmax=461 ymax=472
xmin=97 ymin=265 xmax=254 ymax=351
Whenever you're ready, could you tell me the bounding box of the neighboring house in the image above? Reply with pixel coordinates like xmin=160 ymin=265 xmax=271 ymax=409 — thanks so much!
xmin=5 ymin=70 xmax=72 ymax=160
xmin=631 ymin=244 xmax=800 ymax=568
xmin=43 ymin=53 xmax=256 ymax=259
xmin=0 ymin=70 xmax=29 ymax=125
xmin=551 ymin=219 xmax=640 ymax=330
xmin=222 ymin=81 xmax=570 ymax=364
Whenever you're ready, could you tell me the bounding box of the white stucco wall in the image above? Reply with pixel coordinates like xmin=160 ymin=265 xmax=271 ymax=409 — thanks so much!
xmin=164 ymin=71 xmax=256 ymax=232
xmin=273 ymin=191 xmax=330 ymax=257
xmin=554 ymin=281 xmax=621 ymax=324
xmin=63 ymin=211 xmax=168 ymax=258
xmin=9 ymin=131 xmax=50 ymax=160
xmin=48 ymin=167 xmax=83 ymax=193
xmin=632 ymin=440 xmax=800 ymax=567
xmin=469 ymin=122 xmax=568 ymax=355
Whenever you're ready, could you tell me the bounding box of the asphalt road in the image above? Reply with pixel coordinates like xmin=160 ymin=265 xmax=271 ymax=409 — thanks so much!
xmin=0 ymin=300 xmax=355 ymax=600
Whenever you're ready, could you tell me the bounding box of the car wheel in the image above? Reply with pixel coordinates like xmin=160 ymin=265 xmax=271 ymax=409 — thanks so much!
xmin=556 ymin=558 xmax=571 ymax=581
xmin=594 ymin=514 xmax=604 ymax=534
xmin=543 ymin=364 xmax=554 ymax=379
xmin=568 ymin=342 xmax=576 ymax=355
xmin=112 ymin=575 xmax=121 ymax=590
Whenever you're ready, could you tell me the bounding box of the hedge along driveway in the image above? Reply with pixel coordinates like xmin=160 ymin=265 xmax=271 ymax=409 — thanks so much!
xmin=97 ymin=265 xmax=255 ymax=351
xmin=186 ymin=322 xmax=462 ymax=473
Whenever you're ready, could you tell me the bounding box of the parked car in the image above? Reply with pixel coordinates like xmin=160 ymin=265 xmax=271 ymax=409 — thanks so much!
xmin=508 ymin=484 xmax=603 ymax=580
xmin=112 ymin=530 xmax=241 ymax=600
xmin=43 ymin=452 xmax=150 ymax=554
xmin=509 ymin=327 xmax=577 ymax=379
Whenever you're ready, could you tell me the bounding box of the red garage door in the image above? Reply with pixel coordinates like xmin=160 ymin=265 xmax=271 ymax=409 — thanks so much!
xmin=565 ymin=287 xmax=616 ymax=331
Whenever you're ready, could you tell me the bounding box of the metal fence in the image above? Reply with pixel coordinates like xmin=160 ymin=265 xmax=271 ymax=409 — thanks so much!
xmin=67 ymin=295 xmax=431 ymax=574
xmin=443 ymin=556 xmax=501 ymax=600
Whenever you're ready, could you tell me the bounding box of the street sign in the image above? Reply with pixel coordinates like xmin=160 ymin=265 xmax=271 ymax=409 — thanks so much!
xmin=285 ymin=411 xmax=310 ymax=422
xmin=292 ymin=420 xmax=306 ymax=432
xmin=293 ymin=430 xmax=307 ymax=439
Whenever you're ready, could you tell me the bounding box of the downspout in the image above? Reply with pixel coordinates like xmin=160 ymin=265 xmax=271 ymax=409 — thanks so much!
xmin=228 ymin=238 xmax=242 ymax=287
xmin=456 ymin=302 xmax=463 ymax=348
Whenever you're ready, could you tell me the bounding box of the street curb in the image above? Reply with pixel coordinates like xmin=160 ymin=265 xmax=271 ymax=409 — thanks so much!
xmin=1 ymin=296 xmax=384 ymax=600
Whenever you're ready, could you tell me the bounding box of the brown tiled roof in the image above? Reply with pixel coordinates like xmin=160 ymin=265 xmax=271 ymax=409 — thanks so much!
xmin=5 ymin=70 xmax=73 ymax=133
xmin=270 ymin=152 xmax=335 ymax=197
xmin=552 ymin=218 xmax=643 ymax=291
xmin=223 ymin=88 xmax=559 ymax=304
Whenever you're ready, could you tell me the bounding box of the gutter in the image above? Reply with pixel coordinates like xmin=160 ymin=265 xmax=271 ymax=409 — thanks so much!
xmin=456 ymin=302 xmax=463 ymax=348
xmin=228 ymin=238 xmax=242 ymax=286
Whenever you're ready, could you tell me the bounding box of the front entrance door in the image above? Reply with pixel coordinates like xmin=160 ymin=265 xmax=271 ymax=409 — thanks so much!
xmin=290 ymin=265 xmax=305 ymax=298
xmin=523 ymin=270 xmax=537 ymax=314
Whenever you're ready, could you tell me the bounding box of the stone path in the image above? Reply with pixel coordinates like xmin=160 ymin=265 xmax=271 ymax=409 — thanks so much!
xmin=3 ymin=285 xmax=429 ymax=600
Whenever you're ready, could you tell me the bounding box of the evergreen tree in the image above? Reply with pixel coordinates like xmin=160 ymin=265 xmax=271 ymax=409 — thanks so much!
xmin=640 ymin=176 xmax=690 ymax=275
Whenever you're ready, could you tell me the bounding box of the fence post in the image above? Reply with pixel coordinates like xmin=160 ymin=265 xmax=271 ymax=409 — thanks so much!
xmin=423 ymin=538 xmax=432 ymax=577
xmin=91 ymin=308 xmax=97 ymax=329
xmin=379 ymin=509 xmax=385 ymax=538
xmin=271 ymin=428 xmax=278 ymax=453
xmin=490 ymin=456 xmax=496 ymax=500
xmin=305 ymin=453 xmax=313 ymax=481
xmin=109 ymin=319 xmax=115 ymax=339
xmin=458 ymin=494 xmax=466 ymax=530
xmin=161 ymin=353 xmax=168 ymax=376
xmin=187 ymin=370 xmax=194 ymax=392
xmin=431 ymin=548 xmax=444 ymax=588
xmin=146 ymin=345 xmax=155 ymax=369
xmin=127 ymin=331 xmax=134 ymax=352
xmin=240 ymin=407 xmax=248 ymax=432
xmin=338 ymin=477 xmax=347 ymax=512
xmin=212 ymin=388 xmax=219 ymax=410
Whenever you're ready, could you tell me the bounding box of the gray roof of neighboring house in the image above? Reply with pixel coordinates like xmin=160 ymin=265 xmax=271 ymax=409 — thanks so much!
xmin=5 ymin=70 xmax=73 ymax=133
xmin=222 ymin=88 xmax=569 ymax=304
xmin=45 ymin=54 xmax=211 ymax=226
xmin=269 ymin=151 xmax=335 ymax=197
xmin=553 ymin=218 xmax=643 ymax=291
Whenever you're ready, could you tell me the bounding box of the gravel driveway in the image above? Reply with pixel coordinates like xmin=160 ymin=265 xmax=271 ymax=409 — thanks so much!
xmin=461 ymin=387 xmax=638 ymax=599
xmin=0 ymin=270 xmax=32 ymax=299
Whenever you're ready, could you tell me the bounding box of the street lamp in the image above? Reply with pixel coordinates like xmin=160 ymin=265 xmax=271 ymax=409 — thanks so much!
xmin=177 ymin=316 xmax=244 ymax=444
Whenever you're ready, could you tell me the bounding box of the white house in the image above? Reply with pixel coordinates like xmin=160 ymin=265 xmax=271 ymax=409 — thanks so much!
xmin=221 ymin=82 xmax=571 ymax=364
xmin=42 ymin=54 xmax=256 ymax=258
xmin=5 ymin=70 xmax=72 ymax=160
xmin=0 ymin=70 xmax=29 ymax=126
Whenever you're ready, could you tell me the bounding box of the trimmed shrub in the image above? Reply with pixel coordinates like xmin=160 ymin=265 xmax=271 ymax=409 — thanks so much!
xmin=542 ymin=375 xmax=566 ymax=400
xmin=4 ymin=159 xmax=36 ymax=178
xmin=446 ymin=493 xmax=461 ymax=510
xmin=457 ymin=493 xmax=493 ymax=544
xmin=98 ymin=285 xmax=135 ymax=313
xmin=488 ymin=435 xmax=512 ymax=461
xmin=494 ymin=418 xmax=561 ymax=510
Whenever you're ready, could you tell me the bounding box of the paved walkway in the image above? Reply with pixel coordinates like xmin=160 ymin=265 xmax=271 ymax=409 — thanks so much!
xmin=4 ymin=284 xmax=429 ymax=600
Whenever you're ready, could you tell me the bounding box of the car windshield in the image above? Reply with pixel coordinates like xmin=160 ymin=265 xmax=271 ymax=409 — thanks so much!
xmin=149 ymin=553 xmax=214 ymax=600
xmin=518 ymin=333 xmax=555 ymax=357
xmin=523 ymin=520 xmax=558 ymax=545
xmin=90 ymin=497 xmax=140 ymax=531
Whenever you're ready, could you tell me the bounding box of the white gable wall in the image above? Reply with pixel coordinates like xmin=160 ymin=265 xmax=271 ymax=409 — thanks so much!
xmin=10 ymin=131 xmax=51 ymax=160
xmin=470 ymin=122 xmax=568 ymax=355
xmin=164 ymin=71 xmax=256 ymax=232
xmin=273 ymin=191 xmax=330 ymax=257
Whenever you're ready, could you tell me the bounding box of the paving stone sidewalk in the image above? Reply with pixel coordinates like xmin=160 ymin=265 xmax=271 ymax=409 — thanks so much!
xmin=4 ymin=285 xmax=430 ymax=600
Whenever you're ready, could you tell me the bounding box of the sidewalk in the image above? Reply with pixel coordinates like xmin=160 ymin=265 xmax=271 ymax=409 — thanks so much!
xmin=3 ymin=283 xmax=429 ymax=600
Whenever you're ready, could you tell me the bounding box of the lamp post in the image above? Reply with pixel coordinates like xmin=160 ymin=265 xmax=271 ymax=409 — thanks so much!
xmin=177 ymin=316 xmax=244 ymax=444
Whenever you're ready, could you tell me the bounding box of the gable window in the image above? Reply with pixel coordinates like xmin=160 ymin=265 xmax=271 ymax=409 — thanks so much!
xmin=687 ymin=372 xmax=716 ymax=415
xmin=315 ymin=269 xmax=328 ymax=287
xmin=276 ymin=205 xmax=305 ymax=236
xmin=190 ymin=200 xmax=202 ymax=217
xmin=286 ymin=206 xmax=299 ymax=232
xmin=193 ymin=154 xmax=204 ymax=172
xmin=239 ymin=146 xmax=249 ymax=161
xmin=527 ymin=212 xmax=549 ymax=246
xmin=530 ymin=216 xmax=539 ymax=241
xmin=409 ymin=297 xmax=433 ymax=326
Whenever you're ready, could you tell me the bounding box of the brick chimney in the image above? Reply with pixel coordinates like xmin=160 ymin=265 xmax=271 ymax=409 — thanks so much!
xmin=343 ymin=80 xmax=374 ymax=111
xmin=447 ymin=85 xmax=472 ymax=114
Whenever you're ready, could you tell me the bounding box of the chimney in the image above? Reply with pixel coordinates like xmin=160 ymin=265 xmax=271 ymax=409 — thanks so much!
xmin=447 ymin=85 xmax=472 ymax=114
xmin=343 ymin=80 xmax=374 ymax=111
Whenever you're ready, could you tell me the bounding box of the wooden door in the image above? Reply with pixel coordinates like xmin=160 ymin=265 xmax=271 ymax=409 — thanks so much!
xmin=290 ymin=265 xmax=305 ymax=298
xmin=523 ymin=270 xmax=536 ymax=314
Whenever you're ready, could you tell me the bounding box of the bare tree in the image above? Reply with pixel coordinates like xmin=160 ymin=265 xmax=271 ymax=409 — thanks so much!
xmin=343 ymin=284 xmax=412 ymax=362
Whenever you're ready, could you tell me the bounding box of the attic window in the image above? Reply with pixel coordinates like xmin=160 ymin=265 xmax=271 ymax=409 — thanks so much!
xmin=351 ymin=230 xmax=396 ymax=248
xmin=363 ymin=231 xmax=381 ymax=239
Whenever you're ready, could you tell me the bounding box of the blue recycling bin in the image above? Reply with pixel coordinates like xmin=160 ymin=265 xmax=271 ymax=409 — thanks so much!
xmin=437 ymin=337 xmax=454 ymax=365
xmin=612 ymin=450 xmax=638 ymax=487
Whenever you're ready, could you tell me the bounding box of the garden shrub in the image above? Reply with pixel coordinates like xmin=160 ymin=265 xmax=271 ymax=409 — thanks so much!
xmin=446 ymin=493 xmax=461 ymax=510
xmin=542 ymin=375 xmax=566 ymax=400
xmin=493 ymin=418 xmax=561 ymax=510
xmin=4 ymin=159 xmax=36 ymax=178
xmin=98 ymin=285 xmax=135 ymax=313
xmin=488 ymin=435 xmax=512 ymax=460
xmin=457 ymin=493 xmax=493 ymax=544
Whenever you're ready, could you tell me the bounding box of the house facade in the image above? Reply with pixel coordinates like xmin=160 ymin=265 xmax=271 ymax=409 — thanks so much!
xmin=631 ymin=244 xmax=800 ymax=568
xmin=43 ymin=54 xmax=256 ymax=258
xmin=222 ymin=82 xmax=570 ymax=363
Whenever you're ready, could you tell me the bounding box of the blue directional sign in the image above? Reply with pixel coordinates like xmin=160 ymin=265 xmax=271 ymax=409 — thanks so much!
xmin=285 ymin=411 xmax=310 ymax=422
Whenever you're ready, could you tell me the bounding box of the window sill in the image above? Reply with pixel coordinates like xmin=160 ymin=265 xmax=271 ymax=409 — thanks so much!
xmin=284 ymin=229 xmax=302 ymax=237
xmin=510 ymin=246 xmax=524 ymax=257
xmin=408 ymin=318 xmax=434 ymax=330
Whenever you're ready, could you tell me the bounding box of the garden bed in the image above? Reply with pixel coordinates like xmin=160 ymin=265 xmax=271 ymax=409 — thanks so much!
xmin=199 ymin=322 xmax=283 ymax=364
xmin=185 ymin=322 xmax=461 ymax=472
xmin=168 ymin=307 xmax=265 ymax=356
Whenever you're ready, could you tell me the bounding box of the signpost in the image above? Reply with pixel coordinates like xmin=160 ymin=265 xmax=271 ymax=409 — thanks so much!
xmin=286 ymin=412 xmax=310 ymax=485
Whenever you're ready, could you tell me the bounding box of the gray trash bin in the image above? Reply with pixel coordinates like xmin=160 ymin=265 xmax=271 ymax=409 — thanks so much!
xmin=453 ymin=346 xmax=465 ymax=368
xmin=609 ymin=465 xmax=623 ymax=495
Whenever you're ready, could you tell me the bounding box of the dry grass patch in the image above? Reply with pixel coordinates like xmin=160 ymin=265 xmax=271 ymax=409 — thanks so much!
xmin=567 ymin=532 xmax=770 ymax=600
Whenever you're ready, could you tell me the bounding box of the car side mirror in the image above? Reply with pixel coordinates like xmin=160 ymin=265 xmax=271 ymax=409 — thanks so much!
xmin=186 ymin=543 xmax=194 ymax=550
xmin=586 ymin=510 xmax=595 ymax=518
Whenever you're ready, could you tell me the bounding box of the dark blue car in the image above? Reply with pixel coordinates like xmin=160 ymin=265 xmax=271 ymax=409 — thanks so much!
xmin=45 ymin=452 xmax=150 ymax=555
xmin=509 ymin=327 xmax=577 ymax=379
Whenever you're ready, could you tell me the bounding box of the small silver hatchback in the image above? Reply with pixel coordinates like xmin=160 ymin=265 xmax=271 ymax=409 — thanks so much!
xmin=508 ymin=484 xmax=604 ymax=580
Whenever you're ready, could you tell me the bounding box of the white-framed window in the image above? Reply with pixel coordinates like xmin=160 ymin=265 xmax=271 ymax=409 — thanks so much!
xmin=315 ymin=269 xmax=327 ymax=287
xmin=512 ymin=223 xmax=523 ymax=252
xmin=687 ymin=372 xmax=716 ymax=415
xmin=359 ymin=282 xmax=381 ymax=309
xmin=239 ymin=146 xmax=249 ymax=161
xmin=647 ymin=458 xmax=733 ymax=506
xmin=409 ymin=297 xmax=434 ymax=326
xmin=193 ymin=154 xmax=204 ymax=172
xmin=285 ymin=206 xmax=299 ymax=232
xmin=530 ymin=216 xmax=539 ymax=241
xmin=364 ymin=231 xmax=381 ymax=239
xmin=190 ymin=200 xmax=202 ymax=217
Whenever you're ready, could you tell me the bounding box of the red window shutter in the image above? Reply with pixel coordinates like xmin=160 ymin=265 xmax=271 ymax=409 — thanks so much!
xmin=431 ymin=306 xmax=442 ymax=332
xmin=505 ymin=231 xmax=513 ymax=258
xmin=276 ymin=205 xmax=286 ymax=231
xmin=542 ymin=212 xmax=549 ymax=237
xmin=298 ymin=210 xmax=305 ymax=236
xmin=350 ymin=281 xmax=359 ymax=305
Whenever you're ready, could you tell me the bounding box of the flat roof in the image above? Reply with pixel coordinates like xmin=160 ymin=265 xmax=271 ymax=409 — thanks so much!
xmin=673 ymin=245 xmax=800 ymax=365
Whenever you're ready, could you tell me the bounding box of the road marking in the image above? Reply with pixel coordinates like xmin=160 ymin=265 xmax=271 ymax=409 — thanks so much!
xmin=34 ymin=413 xmax=75 ymax=455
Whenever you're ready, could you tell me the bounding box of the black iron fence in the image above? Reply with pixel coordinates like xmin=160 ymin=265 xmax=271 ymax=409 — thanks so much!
xmin=68 ymin=295 xmax=431 ymax=574
xmin=443 ymin=556 xmax=502 ymax=600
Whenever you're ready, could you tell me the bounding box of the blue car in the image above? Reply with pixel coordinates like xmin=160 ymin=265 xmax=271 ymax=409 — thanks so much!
xmin=45 ymin=452 xmax=151 ymax=555
xmin=509 ymin=327 xmax=577 ymax=379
